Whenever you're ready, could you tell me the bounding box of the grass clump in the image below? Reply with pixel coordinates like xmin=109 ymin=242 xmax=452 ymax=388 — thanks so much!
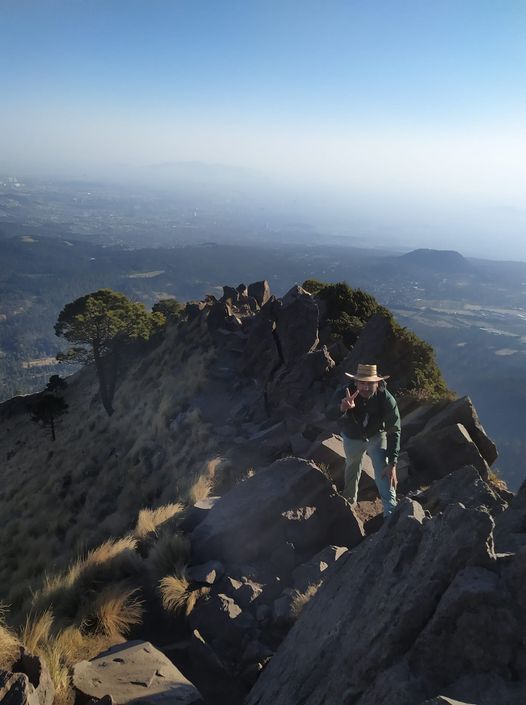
xmin=0 ymin=607 xmax=20 ymax=669
xmin=82 ymin=583 xmax=143 ymax=640
xmin=33 ymin=536 xmax=143 ymax=625
xmin=146 ymin=532 xmax=190 ymax=581
xmin=134 ymin=503 xmax=185 ymax=539
xmin=290 ymin=583 xmax=321 ymax=619
xmin=159 ymin=569 xmax=208 ymax=618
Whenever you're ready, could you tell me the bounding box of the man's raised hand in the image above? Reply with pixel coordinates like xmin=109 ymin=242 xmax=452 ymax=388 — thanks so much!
xmin=340 ymin=387 xmax=359 ymax=412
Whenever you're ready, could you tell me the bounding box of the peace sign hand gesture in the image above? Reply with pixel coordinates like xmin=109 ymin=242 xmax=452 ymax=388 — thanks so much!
xmin=340 ymin=387 xmax=359 ymax=413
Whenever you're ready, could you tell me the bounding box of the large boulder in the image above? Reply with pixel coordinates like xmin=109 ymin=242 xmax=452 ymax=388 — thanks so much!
xmin=266 ymin=347 xmax=335 ymax=412
xmin=306 ymin=434 xmax=346 ymax=487
xmin=191 ymin=457 xmax=364 ymax=566
xmin=335 ymin=314 xmax=391 ymax=382
xmin=292 ymin=545 xmax=348 ymax=593
xmin=274 ymin=286 xmax=319 ymax=366
xmin=0 ymin=671 xmax=40 ymax=705
xmin=401 ymin=402 xmax=443 ymax=446
xmin=407 ymin=423 xmax=490 ymax=482
xmin=10 ymin=651 xmax=54 ymax=705
xmin=248 ymin=281 xmax=271 ymax=307
xmin=239 ymin=300 xmax=280 ymax=381
xmin=188 ymin=594 xmax=256 ymax=654
xmin=416 ymin=465 xmax=507 ymax=517
xmin=411 ymin=396 xmax=497 ymax=466
xmin=72 ymin=641 xmax=203 ymax=704
xmin=246 ymin=500 xmax=495 ymax=705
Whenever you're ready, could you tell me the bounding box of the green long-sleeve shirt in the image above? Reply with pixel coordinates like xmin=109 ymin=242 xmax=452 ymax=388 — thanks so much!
xmin=326 ymin=384 xmax=401 ymax=464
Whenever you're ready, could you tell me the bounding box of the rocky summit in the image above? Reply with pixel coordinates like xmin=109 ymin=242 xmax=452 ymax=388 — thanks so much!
xmin=0 ymin=279 xmax=525 ymax=705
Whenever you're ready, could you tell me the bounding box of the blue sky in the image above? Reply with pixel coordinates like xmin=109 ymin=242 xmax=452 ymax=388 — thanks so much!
xmin=1 ymin=0 xmax=526 ymax=257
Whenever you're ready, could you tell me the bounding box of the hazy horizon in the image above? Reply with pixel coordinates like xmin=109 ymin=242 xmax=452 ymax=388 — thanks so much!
xmin=1 ymin=1 xmax=525 ymax=260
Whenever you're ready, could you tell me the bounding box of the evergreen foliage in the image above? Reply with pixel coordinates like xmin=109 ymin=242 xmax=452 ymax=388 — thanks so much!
xmin=303 ymin=279 xmax=449 ymax=400
xmin=28 ymin=375 xmax=69 ymax=441
xmin=152 ymin=298 xmax=184 ymax=322
xmin=55 ymin=289 xmax=164 ymax=415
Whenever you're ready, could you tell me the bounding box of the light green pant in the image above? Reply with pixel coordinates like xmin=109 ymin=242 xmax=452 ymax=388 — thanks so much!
xmin=342 ymin=432 xmax=397 ymax=516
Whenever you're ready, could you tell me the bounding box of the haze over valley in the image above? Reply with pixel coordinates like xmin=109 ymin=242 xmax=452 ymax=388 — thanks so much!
xmin=1 ymin=176 xmax=526 ymax=489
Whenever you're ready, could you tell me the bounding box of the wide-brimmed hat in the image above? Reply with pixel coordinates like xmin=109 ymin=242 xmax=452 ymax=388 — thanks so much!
xmin=345 ymin=363 xmax=389 ymax=382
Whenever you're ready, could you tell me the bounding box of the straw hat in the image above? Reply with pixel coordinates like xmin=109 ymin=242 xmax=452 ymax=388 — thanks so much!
xmin=345 ymin=363 xmax=389 ymax=382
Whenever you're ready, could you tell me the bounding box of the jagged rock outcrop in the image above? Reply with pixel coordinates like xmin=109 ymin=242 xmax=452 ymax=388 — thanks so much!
xmin=335 ymin=314 xmax=391 ymax=383
xmin=0 ymin=651 xmax=54 ymax=705
xmin=246 ymin=499 xmax=526 ymax=705
xmin=407 ymin=423 xmax=490 ymax=482
xmin=72 ymin=641 xmax=203 ymax=704
xmin=408 ymin=396 xmax=497 ymax=466
xmin=416 ymin=465 xmax=507 ymax=516
xmin=191 ymin=457 xmax=363 ymax=565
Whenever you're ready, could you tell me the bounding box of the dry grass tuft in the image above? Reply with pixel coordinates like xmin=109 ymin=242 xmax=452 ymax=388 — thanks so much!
xmin=34 ymin=536 xmax=143 ymax=622
xmin=159 ymin=570 xmax=208 ymax=617
xmin=0 ymin=607 xmax=20 ymax=669
xmin=290 ymin=583 xmax=321 ymax=619
xmin=134 ymin=503 xmax=185 ymax=539
xmin=187 ymin=456 xmax=222 ymax=504
xmin=83 ymin=583 xmax=144 ymax=640
xmin=146 ymin=532 xmax=190 ymax=581
xmin=20 ymin=609 xmax=54 ymax=653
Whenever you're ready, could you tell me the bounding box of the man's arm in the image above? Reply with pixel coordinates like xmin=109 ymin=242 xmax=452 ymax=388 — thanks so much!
xmin=383 ymin=391 xmax=401 ymax=465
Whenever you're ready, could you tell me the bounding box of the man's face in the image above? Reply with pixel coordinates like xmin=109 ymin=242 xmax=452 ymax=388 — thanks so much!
xmin=356 ymin=380 xmax=378 ymax=399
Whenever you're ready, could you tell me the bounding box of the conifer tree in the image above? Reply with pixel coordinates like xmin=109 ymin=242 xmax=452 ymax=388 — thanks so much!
xmin=55 ymin=289 xmax=164 ymax=416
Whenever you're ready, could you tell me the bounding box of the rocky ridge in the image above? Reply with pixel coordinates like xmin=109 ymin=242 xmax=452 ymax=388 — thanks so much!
xmin=1 ymin=279 xmax=525 ymax=705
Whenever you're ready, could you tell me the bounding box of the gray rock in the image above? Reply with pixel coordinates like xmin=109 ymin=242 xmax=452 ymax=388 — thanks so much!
xmin=188 ymin=594 xmax=256 ymax=651
xmin=415 ymin=396 xmax=497 ymax=466
xmin=218 ymin=576 xmax=264 ymax=609
xmin=241 ymin=640 xmax=273 ymax=665
xmin=444 ymin=673 xmax=526 ymax=705
xmin=206 ymin=301 xmax=233 ymax=331
xmin=191 ymin=457 xmax=364 ymax=566
xmin=416 ymin=465 xmax=507 ymax=516
xmin=274 ymin=285 xmax=319 ymax=366
xmin=185 ymin=301 xmax=208 ymax=320
xmin=401 ymin=402 xmax=442 ymax=445
xmin=11 ymin=650 xmax=54 ymax=705
xmin=221 ymin=285 xmax=239 ymax=304
xmin=407 ymin=423 xmax=490 ymax=482
xmin=307 ymin=434 xmax=346 ymax=487
xmin=292 ymin=545 xmax=348 ymax=593
xmin=187 ymin=630 xmax=246 ymax=705
xmin=179 ymin=497 xmax=220 ymax=533
xmin=248 ymin=281 xmax=271 ymax=307
xmin=72 ymin=640 xmax=203 ymax=704
xmin=246 ymin=500 xmax=495 ymax=705
xmin=335 ymin=314 xmax=391 ymax=384
xmin=0 ymin=671 xmax=40 ymax=705
xmin=239 ymin=300 xmax=281 ymax=382
xmin=187 ymin=560 xmax=224 ymax=585
xmin=289 ymin=432 xmax=312 ymax=457
xmin=272 ymin=590 xmax=296 ymax=625
xmin=266 ymin=347 xmax=335 ymax=412
xmin=408 ymin=567 xmax=518 ymax=684
xmin=255 ymin=605 xmax=271 ymax=622
xmin=244 ymin=421 xmax=287 ymax=444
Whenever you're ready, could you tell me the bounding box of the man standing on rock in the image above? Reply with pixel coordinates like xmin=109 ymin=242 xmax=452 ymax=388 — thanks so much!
xmin=326 ymin=363 xmax=401 ymax=516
